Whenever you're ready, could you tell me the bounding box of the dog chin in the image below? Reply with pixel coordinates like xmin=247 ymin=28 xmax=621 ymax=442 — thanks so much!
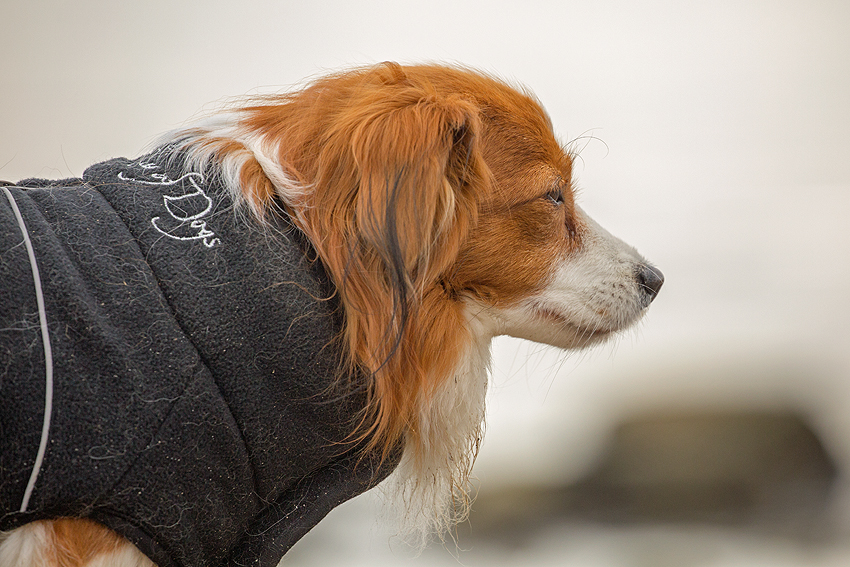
xmin=474 ymin=302 xmax=620 ymax=351
xmin=531 ymin=306 xmax=620 ymax=348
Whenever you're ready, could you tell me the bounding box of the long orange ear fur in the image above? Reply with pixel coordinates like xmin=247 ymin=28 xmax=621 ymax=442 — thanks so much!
xmin=291 ymin=65 xmax=489 ymax=464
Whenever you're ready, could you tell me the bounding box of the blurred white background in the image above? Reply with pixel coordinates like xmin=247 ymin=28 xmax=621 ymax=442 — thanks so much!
xmin=3 ymin=1 xmax=849 ymax=565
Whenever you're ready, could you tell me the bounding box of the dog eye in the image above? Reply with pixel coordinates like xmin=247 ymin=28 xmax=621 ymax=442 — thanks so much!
xmin=545 ymin=189 xmax=564 ymax=205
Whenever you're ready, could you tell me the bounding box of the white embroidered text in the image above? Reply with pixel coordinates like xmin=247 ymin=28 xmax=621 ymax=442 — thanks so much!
xmin=119 ymin=164 xmax=221 ymax=248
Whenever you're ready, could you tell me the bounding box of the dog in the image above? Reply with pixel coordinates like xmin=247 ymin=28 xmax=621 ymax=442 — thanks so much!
xmin=0 ymin=62 xmax=663 ymax=567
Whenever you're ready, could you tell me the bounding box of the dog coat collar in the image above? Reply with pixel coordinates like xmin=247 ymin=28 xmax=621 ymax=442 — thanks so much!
xmin=0 ymin=153 xmax=395 ymax=567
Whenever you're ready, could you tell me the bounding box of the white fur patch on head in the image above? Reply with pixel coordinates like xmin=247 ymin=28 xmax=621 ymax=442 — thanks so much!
xmin=483 ymin=206 xmax=654 ymax=351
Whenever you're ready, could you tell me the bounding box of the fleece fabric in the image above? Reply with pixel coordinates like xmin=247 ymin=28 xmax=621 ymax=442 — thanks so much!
xmin=0 ymin=152 xmax=395 ymax=567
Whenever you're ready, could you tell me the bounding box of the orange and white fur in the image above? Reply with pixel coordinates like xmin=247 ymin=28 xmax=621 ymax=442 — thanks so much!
xmin=0 ymin=62 xmax=663 ymax=567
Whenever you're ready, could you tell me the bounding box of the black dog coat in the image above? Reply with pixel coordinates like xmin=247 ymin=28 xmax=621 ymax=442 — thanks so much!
xmin=0 ymin=153 xmax=395 ymax=567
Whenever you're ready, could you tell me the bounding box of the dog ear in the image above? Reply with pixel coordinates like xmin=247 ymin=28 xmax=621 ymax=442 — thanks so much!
xmin=349 ymin=85 xmax=485 ymax=301
xmin=290 ymin=67 xmax=490 ymax=459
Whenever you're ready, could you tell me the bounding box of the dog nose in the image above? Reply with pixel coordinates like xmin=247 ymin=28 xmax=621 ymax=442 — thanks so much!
xmin=637 ymin=264 xmax=664 ymax=303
